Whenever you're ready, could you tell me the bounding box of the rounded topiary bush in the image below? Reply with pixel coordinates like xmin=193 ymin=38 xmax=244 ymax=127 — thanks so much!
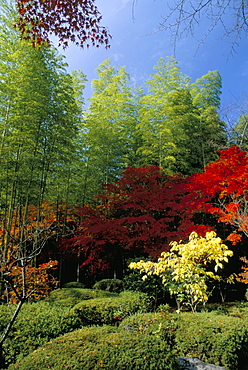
xmin=45 ymin=288 xmax=118 ymax=307
xmin=73 ymin=290 xmax=151 ymax=325
xmin=62 ymin=281 xmax=85 ymax=289
xmin=9 ymin=326 xmax=179 ymax=370
xmin=92 ymin=278 xmax=124 ymax=293
xmin=119 ymin=311 xmax=177 ymax=347
xmin=173 ymin=311 xmax=248 ymax=370
xmin=3 ymin=301 xmax=82 ymax=366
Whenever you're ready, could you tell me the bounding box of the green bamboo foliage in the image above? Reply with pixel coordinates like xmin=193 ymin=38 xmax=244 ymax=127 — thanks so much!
xmin=136 ymin=57 xmax=227 ymax=174
xmin=82 ymin=59 xmax=138 ymax=202
xmin=0 ymin=1 xmax=85 ymax=266
xmin=137 ymin=57 xmax=192 ymax=172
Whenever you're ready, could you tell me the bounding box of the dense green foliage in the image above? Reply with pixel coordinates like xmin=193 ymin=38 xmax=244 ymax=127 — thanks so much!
xmin=73 ymin=290 xmax=151 ymax=325
xmin=92 ymin=278 xmax=124 ymax=293
xmin=0 ymin=289 xmax=149 ymax=366
xmin=44 ymin=288 xmax=119 ymax=307
xmin=80 ymin=57 xmax=227 ymax=198
xmin=8 ymin=325 xmax=179 ymax=370
xmin=1 ymin=301 xmax=82 ymax=366
xmin=120 ymin=308 xmax=248 ymax=370
xmin=6 ymin=298 xmax=248 ymax=370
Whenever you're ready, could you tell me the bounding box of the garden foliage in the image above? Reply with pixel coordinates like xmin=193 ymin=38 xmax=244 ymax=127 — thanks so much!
xmin=130 ymin=231 xmax=233 ymax=312
xmin=8 ymin=325 xmax=179 ymax=370
xmin=120 ymin=309 xmax=248 ymax=370
xmin=0 ymin=289 xmax=149 ymax=366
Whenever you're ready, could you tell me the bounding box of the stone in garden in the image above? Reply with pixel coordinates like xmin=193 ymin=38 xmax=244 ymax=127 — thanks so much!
xmin=177 ymin=357 xmax=226 ymax=370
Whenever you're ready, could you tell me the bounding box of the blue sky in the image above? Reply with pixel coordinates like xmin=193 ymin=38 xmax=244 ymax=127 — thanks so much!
xmin=58 ymin=0 xmax=248 ymax=122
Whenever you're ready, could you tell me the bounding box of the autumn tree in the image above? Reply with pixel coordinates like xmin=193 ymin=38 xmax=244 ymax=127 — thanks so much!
xmin=14 ymin=0 xmax=111 ymax=49
xmin=59 ymin=165 xmax=189 ymax=277
xmin=185 ymin=146 xmax=248 ymax=245
xmin=130 ymin=231 xmax=233 ymax=312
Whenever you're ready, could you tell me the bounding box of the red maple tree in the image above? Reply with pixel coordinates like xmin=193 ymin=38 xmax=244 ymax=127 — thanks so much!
xmin=15 ymin=0 xmax=111 ymax=49
xmin=59 ymin=166 xmax=189 ymax=274
xmin=185 ymin=146 xmax=248 ymax=244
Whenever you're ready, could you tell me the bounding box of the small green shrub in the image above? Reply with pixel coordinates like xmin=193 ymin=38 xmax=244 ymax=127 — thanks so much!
xmin=92 ymin=278 xmax=124 ymax=293
xmin=62 ymin=281 xmax=85 ymax=288
xmin=124 ymin=259 xmax=166 ymax=307
xmin=45 ymin=288 xmax=118 ymax=307
xmin=119 ymin=312 xmax=177 ymax=347
xmin=156 ymin=303 xmax=171 ymax=313
xmin=73 ymin=290 xmax=151 ymax=325
xmin=2 ymin=301 xmax=83 ymax=366
xmin=9 ymin=326 xmax=179 ymax=370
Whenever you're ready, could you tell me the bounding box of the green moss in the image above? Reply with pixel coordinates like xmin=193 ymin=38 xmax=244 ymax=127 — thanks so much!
xmin=9 ymin=326 xmax=179 ymax=370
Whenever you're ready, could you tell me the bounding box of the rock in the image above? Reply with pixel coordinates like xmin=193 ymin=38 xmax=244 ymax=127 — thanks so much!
xmin=177 ymin=357 xmax=226 ymax=370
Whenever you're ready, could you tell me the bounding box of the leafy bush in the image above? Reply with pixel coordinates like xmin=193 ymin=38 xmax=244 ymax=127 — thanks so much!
xmin=44 ymin=288 xmax=118 ymax=307
xmin=2 ymin=301 xmax=82 ymax=366
xmin=62 ymin=281 xmax=85 ymax=288
xmin=173 ymin=312 xmax=248 ymax=370
xmin=119 ymin=312 xmax=177 ymax=347
xmin=124 ymin=258 xmax=166 ymax=307
xmin=9 ymin=326 xmax=179 ymax=370
xmin=120 ymin=310 xmax=248 ymax=369
xmin=73 ymin=290 xmax=151 ymax=325
xmin=92 ymin=278 xmax=124 ymax=293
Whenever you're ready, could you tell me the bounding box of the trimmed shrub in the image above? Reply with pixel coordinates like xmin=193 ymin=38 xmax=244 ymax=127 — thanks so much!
xmin=2 ymin=290 xmax=149 ymax=367
xmin=2 ymin=301 xmax=82 ymax=366
xmin=62 ymin=281 xmax=85 ymax=289
xmin=44 ymin=288 xmax=118 ymax=307
xmin=173 ymin=312 xmax=248 ymax=370
xmin=9 ymin=326 xmax=179 ymax=370
xmin=119 ymin=312 xmax=177 ymax=347
xmin=92 ymin=278 xmax=124 ymax=293
xmin=73 ymin=290 xmax=151 ymax=325
xmin=120 ymin=310 xmax=248 ymax=370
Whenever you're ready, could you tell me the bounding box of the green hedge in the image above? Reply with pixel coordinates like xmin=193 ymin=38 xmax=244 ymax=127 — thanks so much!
xmin=1 ymin=289 xmax=150 ymax=367
xmin=92 ymin=278 xmax=124 ymax=293
xmin=173 ymin=312 xmax=248 ymax=370
xmin=73 ymin=290 xmax=151 ymax=325
xmin=62 ymin=281 xmax=85 ymax=289
xmin=9 ymin=326 xmax=179 ymax=370
xmin=2 ymin=301 xmax=82 ymax=366
xmin=45 ymin=288 xmax=118 ymax=307
xmin=119 ymin=312 xmax=177 ymax=348
xmin=120 ymin=310 xmax=248 ymax=370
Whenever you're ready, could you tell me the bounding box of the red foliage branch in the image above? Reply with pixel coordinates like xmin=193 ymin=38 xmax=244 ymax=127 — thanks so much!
xmin=59 ymin=166 xmax=199 ymax=274
xmin=15 ymin=0 xmax=111 ymax=49
xmin=185 ymin=146 xmax=248 ymax=243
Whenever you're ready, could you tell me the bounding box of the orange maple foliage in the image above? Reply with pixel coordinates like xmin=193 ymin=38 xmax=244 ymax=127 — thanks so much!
xmin=237 ymin=257 xmax=248 ymax=284
xmin=0 ymin=201 xmax=75 ymax=302
xmin=2 ymin=260 xmax=58 ymax=303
